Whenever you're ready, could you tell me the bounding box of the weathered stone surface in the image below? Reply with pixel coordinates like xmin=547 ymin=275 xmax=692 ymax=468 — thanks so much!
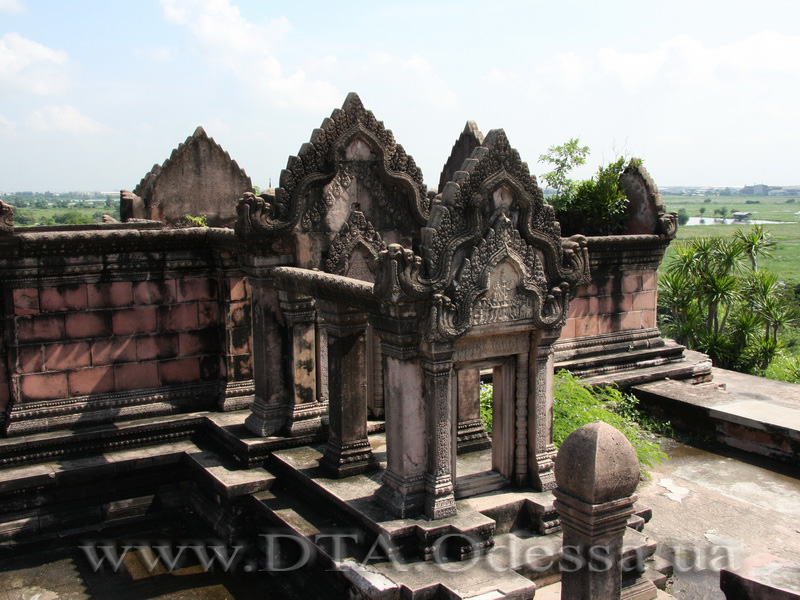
xmin=554 ymin=422 xmax=640 ymax=600
xmin=555 ymin=421 xmax=639 ymax=505
xmin=126 ymin=126 xmax=253 ymax=227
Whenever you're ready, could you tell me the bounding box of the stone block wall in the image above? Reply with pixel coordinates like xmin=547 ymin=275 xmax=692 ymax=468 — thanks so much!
xmin=554 ymin=234 xmax=675 ymax=374
xmin=0 ymin=225 xmax=253 ymax=435
xmin=563 ymin=271 xmax=658 ymax=339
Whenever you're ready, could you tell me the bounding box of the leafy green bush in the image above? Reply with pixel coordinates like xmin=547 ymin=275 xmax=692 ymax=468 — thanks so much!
xmin=552 ymin=370 xmax=667 ymax=472
xmin=659 ymin=226 xmax=798 ymax=372
xmin=557 ymin=156 xmax=630 ymax=236
xmin=478 ymin=371 xmax=667 ymax=474
xmin=538 ymin=140 xmax=634 ymax=236
xmin=183 ymin=214 xmax=208 ymax=227
xmin=479 ymin=383 xmax=493 ymax=436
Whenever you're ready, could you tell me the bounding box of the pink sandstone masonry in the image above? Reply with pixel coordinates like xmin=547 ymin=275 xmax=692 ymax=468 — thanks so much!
xmin=0 ymin=225 xmax=254 ymax=435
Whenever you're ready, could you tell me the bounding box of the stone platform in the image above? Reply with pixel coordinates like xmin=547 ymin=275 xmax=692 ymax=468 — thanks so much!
xmin=632 ymin=367 xmax=800 ymax=464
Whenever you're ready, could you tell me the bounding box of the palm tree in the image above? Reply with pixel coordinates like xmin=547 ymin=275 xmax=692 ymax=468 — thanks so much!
xmin=734 ymin=225 xmax=775 ymax=271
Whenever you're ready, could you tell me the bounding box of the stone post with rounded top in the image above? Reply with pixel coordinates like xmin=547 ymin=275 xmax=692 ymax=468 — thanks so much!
xmin=553 ymin=421 xmax=640 ymax=600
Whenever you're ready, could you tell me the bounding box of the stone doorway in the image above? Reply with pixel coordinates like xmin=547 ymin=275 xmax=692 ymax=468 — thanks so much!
xmin=453 ymin=357 xmax=516 ymax=499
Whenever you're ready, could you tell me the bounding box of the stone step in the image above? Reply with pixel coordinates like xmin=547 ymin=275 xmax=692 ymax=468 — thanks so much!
xmin=0 ymin=412 xmax=204 ymax=467
xmin=556 ymin=342 xmax=685 ymax=374
xmin=579 ymin=350 xmax=713 ymax=389
xmin=632 ymin=375 xmax=800 ymax=464
xmin=183 ymin=446 xmax=275 ymax=500
xmin=269 ymin=439 xmax=498 ymax=562
xmin=455 ymin=471 xmax=509 ymax=500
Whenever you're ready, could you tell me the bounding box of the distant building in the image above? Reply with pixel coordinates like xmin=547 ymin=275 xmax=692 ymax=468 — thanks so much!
xmin=740 ymin=184 xmax=770 ymax=196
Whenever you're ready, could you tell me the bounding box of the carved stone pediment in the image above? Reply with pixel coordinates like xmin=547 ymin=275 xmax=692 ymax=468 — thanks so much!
xmin=325 ymin=206 xmax=386 ymax=282
xmin=421 ymin=129 xmax=588 ymax=291
xmin=236 ymin=93 xmax=430 ymax=244
xmin=620 ymin=161 xmax=678 ymax=239
xmin=411 ymin=129 xmax=589 ymax=341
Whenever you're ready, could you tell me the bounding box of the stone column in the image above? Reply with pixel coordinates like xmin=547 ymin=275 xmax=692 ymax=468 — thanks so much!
xmin=456 ymin=368 xmax=491 ymax=454
xmin=528 ymin=329 xmax=559 ymax=490
xmin=318 ymin=301 xmax=375 ymax=477
xmin=279 ymin=291 xmax=326 ymax=436
xmin=245 ymin=278 xmax=288 ymax=436
xmin=372 ymin=313 xmax=426 ymax=518
xmin=420 ymin=341 xmax=457 ymax=520
xmin=366 ymin=326 xmax=385 ymax=419
xmin=553 ymin=422 xmax=640 ymax=600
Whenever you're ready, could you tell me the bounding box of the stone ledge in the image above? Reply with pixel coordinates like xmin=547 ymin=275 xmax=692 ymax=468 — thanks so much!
xmin=720 ymin=553 xmax=800 ymax=599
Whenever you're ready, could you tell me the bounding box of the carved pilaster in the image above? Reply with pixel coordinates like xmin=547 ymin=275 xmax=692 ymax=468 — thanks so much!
xmin=514 ymin=352 xmax=529 ymax=487
xmin=366 ymin=326 xmax=385 ymax=419
xmin=420 ymin=342 xmax=457 ymax=520
xmin=279 ymin=292 xmax=326 ymax=436
xmin=528 ymin=330 xmax=559 ymax=491
xmin=318 ymin=302 xmax=375 ymax=477
xmin=245 ymin=280 xmax=288 ymax=437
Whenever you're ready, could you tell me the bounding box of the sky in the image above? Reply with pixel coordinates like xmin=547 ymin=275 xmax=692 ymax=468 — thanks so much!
xmin=1 ymin=0 xmax=799 ymax=192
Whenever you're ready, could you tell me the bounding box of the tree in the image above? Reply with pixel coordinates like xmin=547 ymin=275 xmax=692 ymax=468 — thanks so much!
xmin=734 ymin=225 xmax=775 ymax=271
xmin=659 ymin=227 xmax=796 ymax=374
xmin=699 ymin=207 xmax=706 ymax=216
xmin=538 ymin=138 xmax=590 ymax=210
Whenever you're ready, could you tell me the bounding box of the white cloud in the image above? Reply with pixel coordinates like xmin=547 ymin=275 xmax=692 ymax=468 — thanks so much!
xmin=359 ymin=52 xmax=459 ymax=109
xmin=0 ymin=114 xmax=17 ymax=140
xmin=159 ymin=0 xmax=338 ymax=111
xmin=0 ymin=32 xmax=70 ymax=94
xmin=597 ymin=31 xmax=800 ymax=91
xmin=134 ymin=46 xmax=175 ymax=62
xmin=26 ymin=105 xmax=110 ymax=135
xmin=537 ymin=52 xmax=589 ymax=90
xmin=0 ymin=0 xmax=24 ymax=13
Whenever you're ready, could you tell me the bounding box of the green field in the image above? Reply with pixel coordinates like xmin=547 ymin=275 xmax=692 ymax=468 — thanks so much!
xmin=661 ymin=195 xmax=800 ymax=283
xmin=662 ymin=194 xmax=800 ymax=222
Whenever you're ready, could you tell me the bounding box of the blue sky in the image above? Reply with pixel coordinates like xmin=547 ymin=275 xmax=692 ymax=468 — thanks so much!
xmin=1 ymin=0 xmax=799 ymax=192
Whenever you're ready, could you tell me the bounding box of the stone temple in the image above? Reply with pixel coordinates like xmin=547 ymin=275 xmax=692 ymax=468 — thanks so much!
xmin=5 ymin=93 xmax=783 ymax=599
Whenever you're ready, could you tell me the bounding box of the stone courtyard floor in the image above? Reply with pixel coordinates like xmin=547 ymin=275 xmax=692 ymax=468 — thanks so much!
xmin=637 ymin=437 xmax=800 ymax=599
xmin=0 ymin=436 xmax=797 ymax=600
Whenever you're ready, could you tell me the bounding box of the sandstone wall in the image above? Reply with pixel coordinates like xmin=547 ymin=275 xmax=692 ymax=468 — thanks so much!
xmin=0 ymin=226 xmax=253 ymax=435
